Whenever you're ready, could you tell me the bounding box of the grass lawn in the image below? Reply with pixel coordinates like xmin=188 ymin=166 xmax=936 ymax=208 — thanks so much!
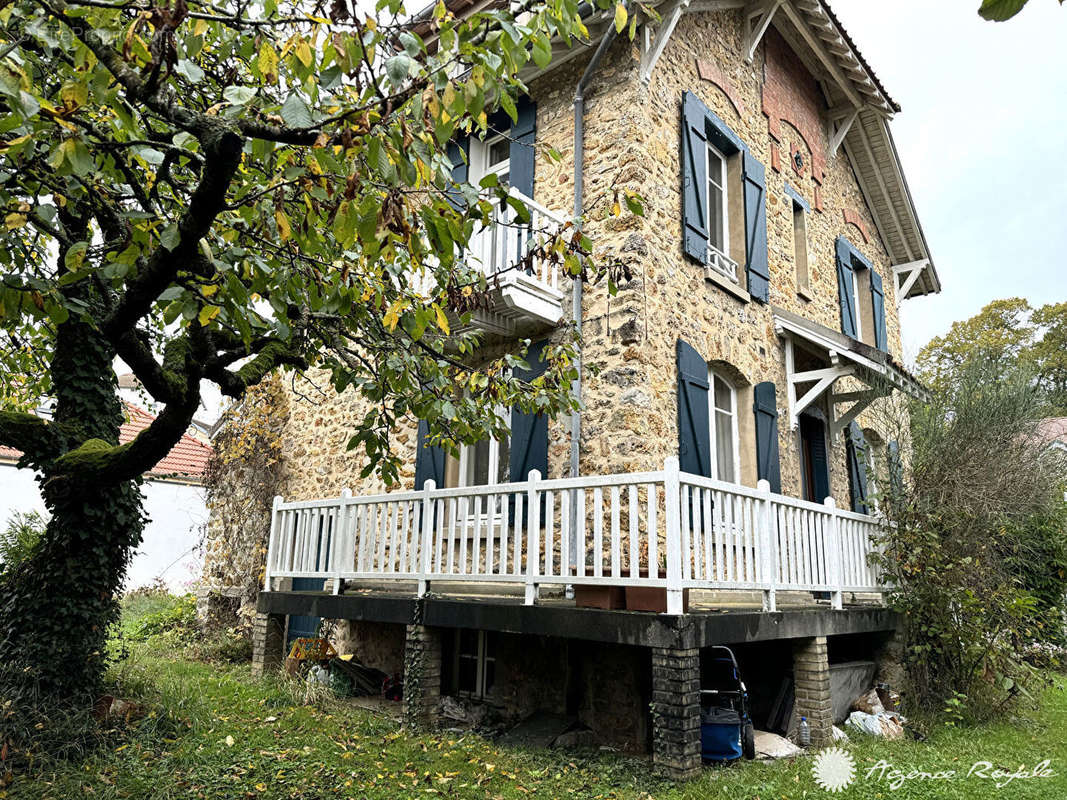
xmin=9 ymin=600 xmax=1067 ymax=799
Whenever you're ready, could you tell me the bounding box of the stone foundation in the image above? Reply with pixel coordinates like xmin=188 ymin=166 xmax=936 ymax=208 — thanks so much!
xmin=651 ymin=647 xmax=702 ymax=780
xmin=251 ymin=611 xmax=285 ymax=676
xmin=792 ymin=636 xmax=833 ymax=746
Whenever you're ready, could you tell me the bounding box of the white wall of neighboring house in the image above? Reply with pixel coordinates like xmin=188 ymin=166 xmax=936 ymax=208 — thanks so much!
xmin=0 ymin=463 xmax=205 ymax=593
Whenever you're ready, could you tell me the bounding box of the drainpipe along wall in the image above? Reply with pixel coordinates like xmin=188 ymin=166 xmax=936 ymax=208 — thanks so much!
xmin=570 ymin=18 xmax=621 ymax=483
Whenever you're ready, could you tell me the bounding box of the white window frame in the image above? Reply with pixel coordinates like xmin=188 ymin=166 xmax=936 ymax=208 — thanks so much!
xmin=452 ymin=629 xmax=495 ymax=699
xmin=469 ymin=133 xmax=513 ymax=276
xmin=850 ymin=262 xmax=864 ymax=342
xmin=706 ymin=142 xmax=738 ymax=282
xmin=469 ymin=132 xmax=511 ymax=187
xmin=456 ymin=403 xmax=511 ymax=489
xmin=708 ymin=369 xmax=740 ymax=483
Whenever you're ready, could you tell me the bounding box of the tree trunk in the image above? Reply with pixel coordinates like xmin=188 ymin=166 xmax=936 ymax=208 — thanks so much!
xmin=0 ymin=310 xmax=144 ymax=701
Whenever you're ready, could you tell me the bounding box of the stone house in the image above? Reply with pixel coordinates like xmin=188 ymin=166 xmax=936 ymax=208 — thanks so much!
xmin=204 ymin=0 xmax=939 ymax=778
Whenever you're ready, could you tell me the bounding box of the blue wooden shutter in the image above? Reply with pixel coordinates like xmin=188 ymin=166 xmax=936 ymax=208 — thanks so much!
xmin=870 ymin=271 xmax=887 ymax=351
xmin=510 ymin=339 xmax=550 ymax=483
xmin=742 ymin=151 xmax=770 ymax=303
xmin=753 ymin=382 xmax=782 ymax=493
xmin=446 ymin=137 xmax=470 ymax=209
xmin=509 ymin=98 xmax=536 ymax=199
xmin=681 ymin=91 xmax=709 ymax=265
xmin=835 ymin=238 xmax=858 ymax=338
xmin=414 ymin=419 xmax=446 ymax=489
xmin=677 ymin=338 xmax=711 ymax=477
xmin=846 ymin=422 xmax=869 ymax=513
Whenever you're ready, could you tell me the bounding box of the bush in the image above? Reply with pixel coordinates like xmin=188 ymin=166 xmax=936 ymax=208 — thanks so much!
xmin=126 ymin=594 xmax=197 ymax=643
xmin=874 ymin=359 xmax=1067 ymax=720
xmin=0 ymin=510 xmax=45 ymax=571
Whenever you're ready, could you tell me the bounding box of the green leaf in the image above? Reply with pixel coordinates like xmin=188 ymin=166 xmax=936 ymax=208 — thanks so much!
xmin=531 ymin=36 xmax=552 ymax=69
xmin=160 ymin=223 xmax=181 ymax=251
xmin=63 ymin=241 xmax=89 ymax=270
xmin=978 ymin=0 xmax=1029 ymax=20
xmin=385 ymin=54 xmax=412 ymax=85
xmin=223 ymin=85 xmax=256 ymax=106
xmin=280 ymin=93 xmax=313 ymax=128
xmin=175 ymin=59 xmax=205 ymax=83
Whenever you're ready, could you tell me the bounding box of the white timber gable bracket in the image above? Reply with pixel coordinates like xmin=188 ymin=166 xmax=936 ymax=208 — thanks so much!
xmin=743 ymin=0 xmax=784 ymax=63
xmin=774 ymin=309 xmax=927 ymax=444
xmin=892 ymin=259 xmax=930 ymax=309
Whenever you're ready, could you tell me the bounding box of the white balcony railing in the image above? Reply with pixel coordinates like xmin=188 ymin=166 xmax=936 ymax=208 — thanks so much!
xmin=264 ymin=458 xmax=885 ymax=613
xmin=707 ymin=244 xmax=739 ymax=283
xmin=414 ymin=188 xmax=567 ymax=330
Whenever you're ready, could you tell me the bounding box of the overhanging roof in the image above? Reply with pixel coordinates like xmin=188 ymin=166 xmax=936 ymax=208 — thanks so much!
xmin=772 ymin=306 xmax=929 ymax=401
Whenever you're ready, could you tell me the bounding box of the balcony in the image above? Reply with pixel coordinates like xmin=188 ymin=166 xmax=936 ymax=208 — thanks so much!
xmin=420 ymin=188 xmax=567 ymax=338
xmin=264 ymin=458 xmax=885 ymax=614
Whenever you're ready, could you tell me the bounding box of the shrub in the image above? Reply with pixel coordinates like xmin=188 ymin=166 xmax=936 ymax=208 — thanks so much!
xmin=874 ymin=359 xmax=1067 ymax=720
xmin=0 ymin=510 xmax=46 ymax=571
xmin=126 ymin=594 xmax=197 ymax=643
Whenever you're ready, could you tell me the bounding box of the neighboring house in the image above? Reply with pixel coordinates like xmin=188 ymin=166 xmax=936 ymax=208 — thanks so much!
xmin=1037 ymin=418 xmax=1067 ymax=454
xmin=1 ymin=403 xmax=211 ymax=593
xmin=204 ymin=0 xmax=940 ymax=777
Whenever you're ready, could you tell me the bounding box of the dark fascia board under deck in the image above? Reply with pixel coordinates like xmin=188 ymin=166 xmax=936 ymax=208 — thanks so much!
xmin=258 ymin=591 xmax=898 ymax=650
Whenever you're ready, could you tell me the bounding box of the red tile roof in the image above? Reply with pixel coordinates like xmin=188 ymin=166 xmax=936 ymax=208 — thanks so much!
xmin=0 ymin=403 xmax=212 ymax=484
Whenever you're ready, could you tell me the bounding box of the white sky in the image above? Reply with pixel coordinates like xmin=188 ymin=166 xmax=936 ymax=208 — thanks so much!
xmin=830 ymin=0 xmax=1067 ymax=364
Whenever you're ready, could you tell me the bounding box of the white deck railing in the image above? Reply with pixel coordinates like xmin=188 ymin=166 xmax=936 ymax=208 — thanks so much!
xmin=471 ymin=187 xmax=564 ymax=290
xmin=264 ymin=457 xmax=884 ymax=614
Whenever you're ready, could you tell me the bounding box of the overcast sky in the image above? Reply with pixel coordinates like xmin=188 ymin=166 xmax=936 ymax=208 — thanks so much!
xmin=830 ymin=0 xmax=1067 ymax=364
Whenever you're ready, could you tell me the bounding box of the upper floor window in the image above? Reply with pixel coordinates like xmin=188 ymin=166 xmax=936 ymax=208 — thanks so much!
xmin=709 ymin=370 xmax=739 ymax=483
xmin=471 ymin=133 xmax=510 ymax=187
xmin=707 ymin=142 xmax=729 ymax=260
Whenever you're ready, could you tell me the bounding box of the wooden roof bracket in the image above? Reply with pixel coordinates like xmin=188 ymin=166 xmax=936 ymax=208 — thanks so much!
xmin=743 ymin=0 xmax=785 ymax=63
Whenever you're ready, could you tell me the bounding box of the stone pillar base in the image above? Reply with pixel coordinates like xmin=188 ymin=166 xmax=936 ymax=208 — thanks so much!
xmin=251 ymin=611 xmax=285 ymax=676
xmin=793 ymin=636 xmax=833 ymax=747
xmin=651 ymin=647 xmax=702 ymax=780
xmin=403 ymin=624 xmax=442 ymax=730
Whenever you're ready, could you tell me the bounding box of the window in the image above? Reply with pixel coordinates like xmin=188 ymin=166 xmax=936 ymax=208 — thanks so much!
xmin=708 ymin=370 xmax=739 ymax=483
xmin=470 ymin=132 xmax=510 ymax=187
xmin=851 ymin=265 xmax=865 ymax=342
xmin=706 ymin=143 xmax=737 ymax=281
xmin=459 ymin=430 xmax=510 ymax=487
xmin=452 ymin=629 xmax=495 ymax=699
xmin=792 ymin=200 xmax=810 ymax=296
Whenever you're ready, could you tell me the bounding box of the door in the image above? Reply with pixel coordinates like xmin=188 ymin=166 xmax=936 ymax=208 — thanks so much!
xmin=799 ymin=415 xmax=830 ymax=504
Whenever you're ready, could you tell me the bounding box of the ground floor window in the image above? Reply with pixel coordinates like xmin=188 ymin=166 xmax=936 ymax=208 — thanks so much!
xmin=450 ymin=629 xmax=496 ymax=699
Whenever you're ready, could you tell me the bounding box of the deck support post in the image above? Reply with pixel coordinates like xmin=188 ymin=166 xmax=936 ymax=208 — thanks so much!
xmin=825 ymin=497 xmax=844 ymax=610
xmin=403 ymin=624 xmax=442 ymax=731
xmin=251 ymin=610 xmax=286 ymax=676
xmin=757 ymin=479 xmax=777 ymax=612
xmin=663 ymin=457 xmax=685 ymax=615
xmin=651 ymin=646 xmax=702 ymax=780
xmin=792 ymin=636 xmax=833 ymax=747
xmin=418 ymin=480 xmax=436 ymax=597
xmin=524 ymin=470 xmax=542 ymax=606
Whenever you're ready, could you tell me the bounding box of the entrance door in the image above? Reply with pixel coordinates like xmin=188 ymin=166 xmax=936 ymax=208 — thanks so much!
xmin=799 ymin=415 xmax=830 ymax=504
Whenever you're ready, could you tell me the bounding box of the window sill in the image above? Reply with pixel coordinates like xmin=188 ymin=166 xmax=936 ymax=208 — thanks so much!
xmin=705 ymin=267 xmax=750 ymax=303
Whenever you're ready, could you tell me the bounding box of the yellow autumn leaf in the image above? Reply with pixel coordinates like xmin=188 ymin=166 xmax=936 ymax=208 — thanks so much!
xmin=614 ymin=2 xmax=627 ymax=33
xmin=294 ymin=39 xmax=313 ymax=68
xmin=383 ymin=301 xmax=404 ymax=331
xmin=193 ymin=18 xmax=209 ymax=36
xmin=433 ymin=303 xmax=450 ymax=335
xmin=611 ymin=201 xmax=621 ymax=217
xmin=258 ymin=42 xmax=279 ymax=82
xmin=198 ymin=305 xmax=221 ymax=326
xmin=4 ymin=213 xmax=26 ymax=230
xmin=275 ymin=210 xmax=291 ymax=241
xmin=201 ymin=283 xmax=219 ymax=297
